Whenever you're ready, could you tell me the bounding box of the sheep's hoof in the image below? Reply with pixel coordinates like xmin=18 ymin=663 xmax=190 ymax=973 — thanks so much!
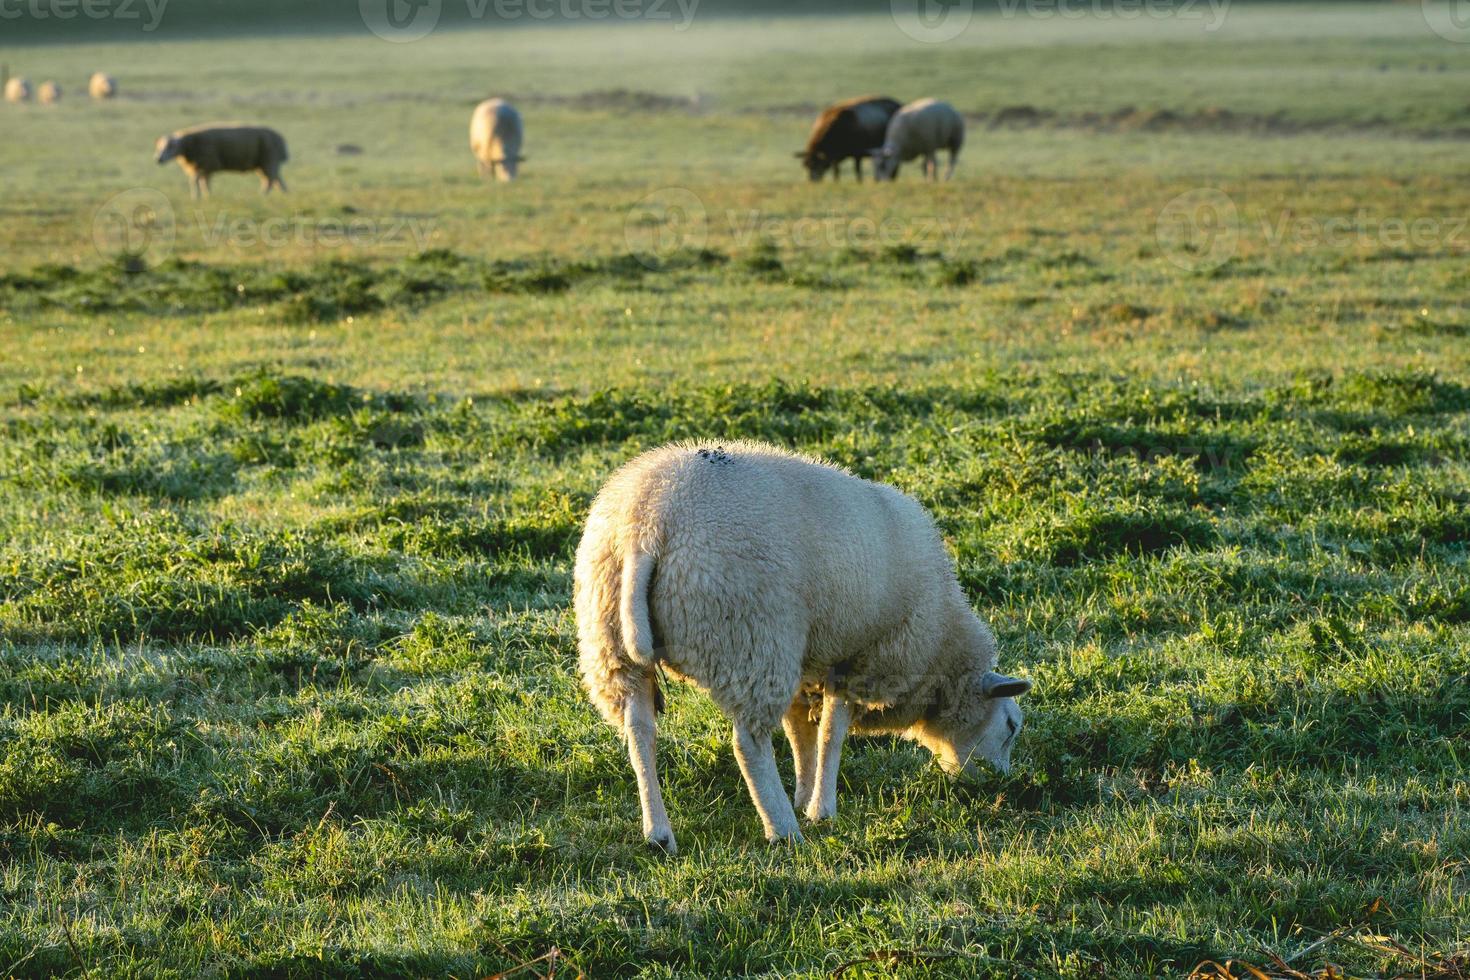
xmin=767 ymin=828 xmax=805 ymax=846
xmin=804 ymin=802 xmax=835 ymax=823
xmin=644 ymin=829 xmax=678 ymax=855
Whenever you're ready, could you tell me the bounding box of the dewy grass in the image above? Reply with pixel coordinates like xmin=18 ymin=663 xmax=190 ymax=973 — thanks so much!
xmin=2 ymin=363 xmax=1467 ymax=975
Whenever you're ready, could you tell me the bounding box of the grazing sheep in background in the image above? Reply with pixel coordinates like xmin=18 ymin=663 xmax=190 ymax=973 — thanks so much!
xmin=37 ymin=81 xmax=61 ymax=104
xmin=154 ymin=124 xmax=289 ymax=198
xmin=796 ymin=94 xmax=902 ymax=182
xmin=574 ymin=441 xmax=1031 ymax=852
xmin=470 ymin=98 xmax=523 ymax=182
xmin=871 ymin=98 xmax=964 ymax=182
xmin=4 ymin=77 xmax=32 ymax=103
xmin=89 ymin=73 xmax=117 ymax=100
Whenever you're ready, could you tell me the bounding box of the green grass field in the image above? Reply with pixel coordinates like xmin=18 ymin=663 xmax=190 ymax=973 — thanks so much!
xmin=2 ymin=5 xmax=1469 ymax=977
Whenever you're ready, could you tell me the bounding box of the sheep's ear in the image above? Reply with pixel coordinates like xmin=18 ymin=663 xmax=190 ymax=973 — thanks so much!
xmin=981 ymin=672 xmax=1031 ymax=699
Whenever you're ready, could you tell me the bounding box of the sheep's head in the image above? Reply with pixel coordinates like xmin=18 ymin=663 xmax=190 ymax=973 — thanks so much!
xmin=796 ymin=150 xmax=831 ymax=181
xmin=154 ymin=135 xmax=181 ymax=164
xmin=868 ymin=146 xmax=900 ymax=181
xmin=913 ymin=671 xmax=1031 ymax=777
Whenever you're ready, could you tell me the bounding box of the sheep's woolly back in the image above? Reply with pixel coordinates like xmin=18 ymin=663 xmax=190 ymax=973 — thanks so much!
xmin=573 ymin=440 xmax=994 ymax=733
xmin=884 ymin=98 xmax=965 ymax=158
xmin=469 ymin=98 xmax=523 ymax=179
xmin=166 ymin=124 xmax=289 ymax=173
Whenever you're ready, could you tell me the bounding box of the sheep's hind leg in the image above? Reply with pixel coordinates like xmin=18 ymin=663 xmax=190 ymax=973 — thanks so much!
xmin=806 ymin=691 xmax=850 ymax=822
xmin=733 ymin=720 xmax=804 ymax=844
xmin=783 ymin=697 xmax=818 ymax=813
xmin=625 ymin=673 xmax=676 ymax=854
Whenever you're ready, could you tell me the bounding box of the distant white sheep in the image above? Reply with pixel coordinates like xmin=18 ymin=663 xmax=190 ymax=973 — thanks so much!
xmin=574 ymin=441 xmax=1031 ymax=852
xmin=871 ymin=98 xmax=964 ymax=182
xmin=470 ymin=98 xmax=523 ymax=182
xmin=4 ymin=77 xmax=31 ymax=103
xmin=37 ymin=80 xmax=61 ymax=105
xmin=154 ymin=124 xmax=289 ymax=198
xmin=89 ymin=72 xmax=117 ymax=100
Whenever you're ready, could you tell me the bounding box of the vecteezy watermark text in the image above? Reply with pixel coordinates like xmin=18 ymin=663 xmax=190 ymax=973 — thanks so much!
xmin=191 ymin=212 xmax=436 ymax=251
xmin=623 ymin=186 xmax=971 ymax=267
xmin=725 ymin=210 xmax=970 ymax=250
xmin=891 ymin=0 xmax=1228 ymax=43
xmin=93 ymin=188 xmax=436 ymax=263
xmin=1156 ymin=187 xmax=1468 ymax=272
xmin=360 ymin=0 xmax=697 ymax=42
xmin=996 ymin=0 xmax=1228 ymax=31
xmin=0 ymin=0 xmax=168 ymax=30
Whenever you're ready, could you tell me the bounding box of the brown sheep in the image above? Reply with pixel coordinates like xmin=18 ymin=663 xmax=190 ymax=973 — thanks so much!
xmin=155 ymin=124 xmax=289 ymax=198
xmin=796 ymin=95 xmax=902 ymax=182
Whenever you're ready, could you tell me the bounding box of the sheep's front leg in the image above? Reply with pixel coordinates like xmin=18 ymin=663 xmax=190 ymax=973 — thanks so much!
xmin=782 ymin=698 xmax=818 ymax=813
xmin=806 ymin=691 xmax=850 ymax=822
xmin=733 ymin=721 xmax=803 ymax=844
xmin=625 ymin=674 xmax=676 ymax=854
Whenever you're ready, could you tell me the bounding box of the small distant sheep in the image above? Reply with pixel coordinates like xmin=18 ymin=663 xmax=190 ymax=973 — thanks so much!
xmin=89 ymin=73 xmax=117 ymax=100
xmin=871 ymin=97 xmax=964 ymax=182
xmin=37 ymin=81 xmax=61 ymax=104
xmin=469 ymin=98 xmax=523 ymax=182
xmin=154 ymin=124 xmax=289 ymax=198
xmin=574 ymin=441 xmax=1031 ymax=852
xmin=4 ymin=77 xmax=31 ymax=103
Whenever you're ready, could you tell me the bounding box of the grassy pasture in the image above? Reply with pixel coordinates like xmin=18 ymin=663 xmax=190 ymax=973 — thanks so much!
xmin=2 ymin=5 xmax=1470 ymax=978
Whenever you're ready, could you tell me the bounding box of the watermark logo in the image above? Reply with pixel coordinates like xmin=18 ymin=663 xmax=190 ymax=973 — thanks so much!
xmin=891 ymin=0 xmax=973 ymax=42
xmin=360 ymin=0 xmax=442 ymax=42
xmin=1156 ymin=187 xmax=1238 ymax=272
xmin=1422 ymin=0 xmax=1470 ymax=43
xmin=93 ymin=188 xmax=176 ymax=266
xmin=624 ymin=187 xmax=708 ymax=268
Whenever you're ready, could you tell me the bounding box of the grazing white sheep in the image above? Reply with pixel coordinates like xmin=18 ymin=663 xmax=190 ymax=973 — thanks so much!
xmin=89 ymin=73 xmax=117 ymax=100
xmin=4 ymin=77 xmax=32 ymax=103
xmin=871 ymin=98 xmax=964 ymax=182
xmin=574 ymin=441 xmax=1031 ymax=852
xmin=469 ymin=98 xmax=523 ymax=182
xmin=154 ymin=124 xmax=289 ymax=198
xmin=37 ymin=80 xmax=61 ymax=105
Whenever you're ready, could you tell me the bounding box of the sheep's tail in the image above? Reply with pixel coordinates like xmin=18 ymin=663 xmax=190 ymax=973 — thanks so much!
xmin=619 ymin=546 xmax=665 ymax=713
xmin=619 ymin=546 xmax=657 ymax=666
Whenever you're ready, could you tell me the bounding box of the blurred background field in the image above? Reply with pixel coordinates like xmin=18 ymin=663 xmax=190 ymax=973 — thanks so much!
xmin=1 ymin=4 xmax=1468 ymax=978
